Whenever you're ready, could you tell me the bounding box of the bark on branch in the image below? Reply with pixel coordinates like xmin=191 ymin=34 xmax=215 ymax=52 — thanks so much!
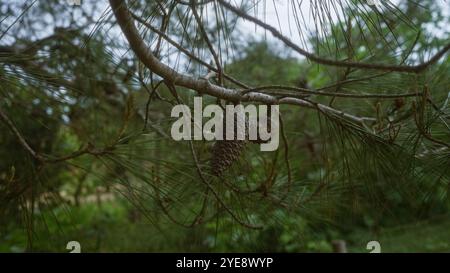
xmin=217 ymin=0 xmax=450 ymax=73
xmin=108 ymin=0 xmax=375 ymax=125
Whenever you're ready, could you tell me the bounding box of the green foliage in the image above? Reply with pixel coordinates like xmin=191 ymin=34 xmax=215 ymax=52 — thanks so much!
xmin=0 ymin=0 xmax=449 ymax=252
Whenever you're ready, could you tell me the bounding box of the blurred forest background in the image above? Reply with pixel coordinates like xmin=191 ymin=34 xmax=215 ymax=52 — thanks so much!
xmin=0 ymin=0 xmax=449 ymax=252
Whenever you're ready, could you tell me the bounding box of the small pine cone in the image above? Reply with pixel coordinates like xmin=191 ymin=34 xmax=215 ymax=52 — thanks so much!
xmin=209 ymin=106 xmax=273 ymax=176
xmin=211 ymin=139 xmax=247 ymax=177
xmin=210 ymin=112 xmax=248 ymax=177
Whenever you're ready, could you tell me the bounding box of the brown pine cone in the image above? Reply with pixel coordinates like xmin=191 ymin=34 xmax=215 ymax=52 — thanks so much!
xmin=210 ymin=139 xmax=247 ymax=177
xmin=210 ymin=112 xmax=247 ymax=177
xmin=209 ymin=106 xmax=273 ymax=177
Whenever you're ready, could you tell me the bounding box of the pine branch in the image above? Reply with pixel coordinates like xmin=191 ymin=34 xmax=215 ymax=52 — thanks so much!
xmin=108 ymin=0 xmax=375 ymax=126
xmin=217 ymin=0 xmax=450 ymax=73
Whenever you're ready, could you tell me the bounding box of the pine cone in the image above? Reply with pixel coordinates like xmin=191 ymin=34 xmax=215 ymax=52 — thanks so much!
xmin=210 ymin=113 xmax=248 ymax=177
xmin=211 ymin=139 xmax=247 ymax=177
xmin=209 ymin=106 xmax=273 ymax=176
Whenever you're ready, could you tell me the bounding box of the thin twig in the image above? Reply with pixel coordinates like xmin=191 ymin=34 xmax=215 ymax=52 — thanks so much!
xmin=0 ymin=106 xmax=43 ymax=161
xmin=217 ymin=0 xmax=450 ymax=73
xmin=189 ymin=1 xmax=224 ymax=85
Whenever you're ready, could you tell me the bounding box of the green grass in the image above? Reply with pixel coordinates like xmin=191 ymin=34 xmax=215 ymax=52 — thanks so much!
xmin=347 ymin=215 xmax=450 ymax=253
xmin=2 ymin=202 xmax=450 ymax=253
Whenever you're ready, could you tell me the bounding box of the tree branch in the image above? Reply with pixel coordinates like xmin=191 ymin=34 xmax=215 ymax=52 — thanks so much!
xmin=0 ymin=106 xmax=44 ymax=161
xmin=217 ymin=0 xmax=450 ymax=73
xmin=0 ymin=106 xmax=113 ymax=163
xmin=109 ymin=0 xmax=374 ymax=125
